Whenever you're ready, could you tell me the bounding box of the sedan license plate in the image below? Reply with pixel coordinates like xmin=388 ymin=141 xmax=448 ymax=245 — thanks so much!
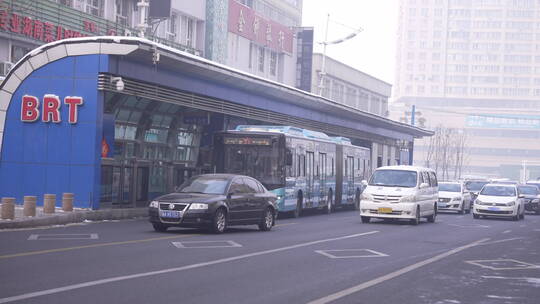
xmin=488 ymin=207 xmax=499 ymax=211
xmin=438 ymin=203 xmax=447 ymax=208
xmin=159 ymin=210 xmax=182 ymax=218
xmin=378 ymin=207 xmax=393 ymax=214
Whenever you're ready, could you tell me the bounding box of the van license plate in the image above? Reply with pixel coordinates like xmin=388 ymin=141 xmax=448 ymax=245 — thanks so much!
xmin=378 ymin=207 xmax=393 ymax=214
xmin=160 ymin=210 xmax=182 ymax=218
xmin=488 ymin=207 xmax=499 ymax=211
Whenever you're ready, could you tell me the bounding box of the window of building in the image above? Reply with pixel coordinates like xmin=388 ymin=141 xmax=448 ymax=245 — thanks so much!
xmin=270 ymin=51 xmax=277 ymax=76
xmin=186 ymin=18 xmax=194 ymax=47
xmin=258 ymin=46 xmax=265 ymax=72
xmin=116 ymin=0 xmax=129 ymax=26
xmin=168 ymin=13 xmax=178 ymax=40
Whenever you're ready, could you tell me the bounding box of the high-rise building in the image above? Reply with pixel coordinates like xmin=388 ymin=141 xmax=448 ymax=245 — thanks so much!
xmin=393 ymin=0 xmax=540 ymax=180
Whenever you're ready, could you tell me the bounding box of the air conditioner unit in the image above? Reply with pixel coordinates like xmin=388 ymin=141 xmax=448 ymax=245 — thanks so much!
xmin=0 ymin=61 xmax=13 ymax=77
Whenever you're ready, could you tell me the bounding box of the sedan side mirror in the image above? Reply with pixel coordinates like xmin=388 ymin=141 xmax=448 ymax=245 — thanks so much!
xmin=518 ymin=194 xmax=525 ymax=199
xmin=361 ymin=180 xmax=368 ymax=186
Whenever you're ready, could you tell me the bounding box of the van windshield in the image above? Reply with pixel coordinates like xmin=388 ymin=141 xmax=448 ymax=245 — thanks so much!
xmin=369 ymin=170 xmax=418 ymax=188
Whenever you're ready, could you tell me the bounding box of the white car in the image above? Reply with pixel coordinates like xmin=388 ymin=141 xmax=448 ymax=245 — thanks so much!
xmin=438 ymin=182 xmax=472 ymax=214
xmin=473 ymin=184 xmax=525 ymax=221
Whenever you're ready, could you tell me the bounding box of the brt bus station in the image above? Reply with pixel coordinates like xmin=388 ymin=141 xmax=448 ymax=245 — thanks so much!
xmin=0 ymin=37 xmax=432 ymax=210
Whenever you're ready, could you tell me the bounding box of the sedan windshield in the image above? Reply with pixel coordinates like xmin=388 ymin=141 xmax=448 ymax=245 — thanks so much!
xmin=177 ymin=176 xmax=229 ymax=195
xmin=480 ymin=186 xmax=516 ymax=197
xmin=369 ymin=170 xmax=418 ymax=188
xmin=518 ymin=186 xmax=539 ymax=195
xmin=439 ymin=183 xmax=461 ymax=192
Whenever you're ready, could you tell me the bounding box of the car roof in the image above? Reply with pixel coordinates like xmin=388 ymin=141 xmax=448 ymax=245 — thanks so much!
xmin=375 ymin=165 xmax=435 ymax=173
xmin=196 ymin=173 xmax=254 ymax=180
xmin=484 ymin=183 xmax=517 ymax=188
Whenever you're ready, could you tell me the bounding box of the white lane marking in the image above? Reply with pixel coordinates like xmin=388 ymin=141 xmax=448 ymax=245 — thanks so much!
xmin=315 ymin=249 xmax=388 ymax=259
xmin=502 ymin=230 xmax=511 ymax=234
xmin=448 ymin=224 xmax=489 ymax=228
xmin=27 ymin=234 xmax=99 ymax=240
xmin=172 ymin=240 xmax=242 ymax=248
xmin=307 ymin=238 xmax=489 ymax=304
xmin=477 ymin=237 xmax=524 ymax=246
xmin=466 ymin=259 xmax=540 ymax=271
xmin=0 ymin=231 xmax=379 ymax=304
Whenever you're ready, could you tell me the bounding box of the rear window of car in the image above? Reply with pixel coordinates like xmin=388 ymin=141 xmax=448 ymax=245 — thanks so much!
xmin=518 ymin=186 xmax=539 ymax=195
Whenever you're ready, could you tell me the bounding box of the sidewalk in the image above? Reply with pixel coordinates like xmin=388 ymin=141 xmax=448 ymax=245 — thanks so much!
xmin=0 ymin=205 xmax=148 ymax=229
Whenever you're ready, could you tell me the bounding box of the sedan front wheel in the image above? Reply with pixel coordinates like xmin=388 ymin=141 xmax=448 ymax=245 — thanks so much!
xmin=259 ymin=207 xmax=274 ymax=231
xmin=212 ymin=208 xmax=227 ymax=234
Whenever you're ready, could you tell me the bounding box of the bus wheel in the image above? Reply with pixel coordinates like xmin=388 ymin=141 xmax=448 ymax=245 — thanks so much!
xmin=293 ymin=198 xmax=302 ymax=218
xmin=326 ymin=190 xmax=333 ymax=214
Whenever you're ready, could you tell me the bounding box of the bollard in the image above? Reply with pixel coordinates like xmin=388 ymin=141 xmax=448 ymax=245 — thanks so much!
xmin=62 ymin=193 xmax=74 ymax=212
xmin=43 ymin=194 xmax=56 ymax=214
xmin=1 ymin=197 xmax=15 ymax=220
xmin=23 ymin=196 xmax=37 ymax=217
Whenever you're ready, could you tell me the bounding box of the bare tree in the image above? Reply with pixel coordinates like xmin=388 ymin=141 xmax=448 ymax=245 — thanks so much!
xmin=424 ymin=125 xmax=468 ymax=180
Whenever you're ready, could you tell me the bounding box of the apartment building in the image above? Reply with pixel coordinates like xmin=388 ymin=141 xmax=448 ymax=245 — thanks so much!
xmin=393 ymin=0 xmax=540 ymax=179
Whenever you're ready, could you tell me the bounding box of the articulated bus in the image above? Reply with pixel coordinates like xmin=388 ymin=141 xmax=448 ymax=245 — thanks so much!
xmin=333 ymin=137 xmax=371 ymax=210
xmin=213 ymin=126 xmax=371 ymax=217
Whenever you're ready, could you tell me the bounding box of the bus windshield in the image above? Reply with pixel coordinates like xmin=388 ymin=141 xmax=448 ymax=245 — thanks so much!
xmin=369 ymin=170 xmax=418 ymax=188
xmin=223 ymin=143 xmax=282 ymax=189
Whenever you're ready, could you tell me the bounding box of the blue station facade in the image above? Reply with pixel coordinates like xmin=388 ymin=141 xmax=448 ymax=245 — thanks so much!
xmin=0 ymin=37 xmax=432 ymax=209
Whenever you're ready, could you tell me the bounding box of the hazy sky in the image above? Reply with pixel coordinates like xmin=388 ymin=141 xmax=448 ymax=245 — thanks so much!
xmin=301 ymin=0 xmax=399 ymax=84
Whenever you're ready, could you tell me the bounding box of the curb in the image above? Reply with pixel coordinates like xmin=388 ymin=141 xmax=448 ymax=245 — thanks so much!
xmin=0 ymin=208 xmax=148 ymax=229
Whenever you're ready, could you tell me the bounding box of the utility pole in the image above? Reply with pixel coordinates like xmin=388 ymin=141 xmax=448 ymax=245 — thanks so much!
xmin=317 ymin=14 xmax=330 ymax=96
xmin=316 ymin=15 xmax=363 ymax=96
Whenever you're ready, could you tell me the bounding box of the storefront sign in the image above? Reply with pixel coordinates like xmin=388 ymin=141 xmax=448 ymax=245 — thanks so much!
xmin=0 ymin=6 xmax=118 ymax=44
xmin=21 ymin=94 xmax=84 ymax=124
xmin=228 ymin=0 xmax=293 ymax=53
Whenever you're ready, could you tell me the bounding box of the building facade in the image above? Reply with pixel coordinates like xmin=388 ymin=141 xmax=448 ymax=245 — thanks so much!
xmin=0 ymin=0 xmax=301 ymax=87
xmin=393 ymin=0 xmax=540 ymax=179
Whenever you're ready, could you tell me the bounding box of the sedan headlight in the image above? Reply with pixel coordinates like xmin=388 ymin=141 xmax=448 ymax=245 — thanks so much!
xmin=506 ymin=201 xmax=515 ymax=206
xmin=475 ymin=199 xmax=484 ymax=205
xmin=361 ymin=193 xmax=374 ymax=201
xmin=400 ymin=195 xmax=417 ymax=202
xmin=452 ymin=197 xmax=461 ymax=201
xmin=189 ymin=203 xmax=208 ymax=210
xmin=532 ymin=199 xmax=540 ymax=203
xmin=149 ymin=201 xmax=159 ymax=208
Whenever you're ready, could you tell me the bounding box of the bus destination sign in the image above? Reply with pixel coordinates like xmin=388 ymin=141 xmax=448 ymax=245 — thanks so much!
xmin=224 ymin=137 xmax=271 ymax=145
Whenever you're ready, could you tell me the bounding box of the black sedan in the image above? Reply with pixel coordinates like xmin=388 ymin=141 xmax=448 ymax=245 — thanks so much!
xmin=148 ymin=174 xmax=277 ymax=233
xmin=518 ymin=185 xmax=540 ymax=215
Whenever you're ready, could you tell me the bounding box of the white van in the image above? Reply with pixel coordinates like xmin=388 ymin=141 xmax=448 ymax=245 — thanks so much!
xmin=359 ymin=165 xmax=438 ymax=225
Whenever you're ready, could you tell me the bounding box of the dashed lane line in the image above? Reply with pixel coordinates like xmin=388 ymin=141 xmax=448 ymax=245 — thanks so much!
xmin=0 ymin=231 xmax=379 ymax=303
xmin=306 ymin=238 xmax=490 ymax=304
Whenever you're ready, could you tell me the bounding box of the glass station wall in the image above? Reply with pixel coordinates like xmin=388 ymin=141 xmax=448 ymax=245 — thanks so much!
xmin=99 ymin=92 xmax=214 ymax=207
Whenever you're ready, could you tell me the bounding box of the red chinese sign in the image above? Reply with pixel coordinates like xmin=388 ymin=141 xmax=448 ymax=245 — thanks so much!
xmin=0 ymin=9 xmax=117 ymax=43
xmin=228 ymin=0 xmax=294 ymax=53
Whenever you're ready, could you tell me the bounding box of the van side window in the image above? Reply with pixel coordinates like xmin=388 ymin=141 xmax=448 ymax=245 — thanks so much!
xmin=429 ymin=172 xmax=438 ymax=186
xmin=422 ymin=172 xmax=430 ymax=186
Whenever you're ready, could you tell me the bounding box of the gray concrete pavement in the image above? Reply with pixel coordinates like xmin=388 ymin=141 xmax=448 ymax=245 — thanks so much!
xmin=0 ymin=210 xmax=538 ymax=304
